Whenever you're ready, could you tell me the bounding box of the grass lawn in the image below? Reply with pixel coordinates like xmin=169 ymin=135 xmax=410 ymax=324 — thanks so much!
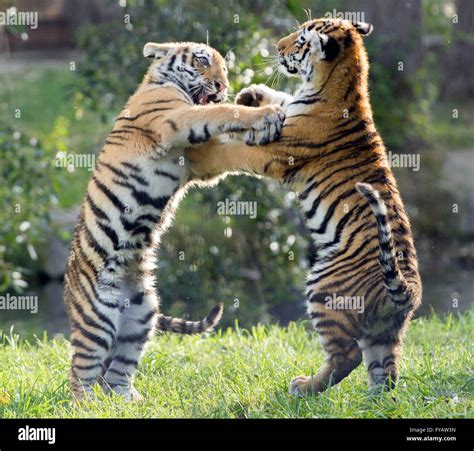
xmin=0 ymin=311 xmax=472 ymax=418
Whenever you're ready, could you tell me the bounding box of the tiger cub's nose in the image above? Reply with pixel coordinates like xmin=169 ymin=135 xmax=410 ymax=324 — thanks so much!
xmin=214 ymin=80 xmax=226 ymax=92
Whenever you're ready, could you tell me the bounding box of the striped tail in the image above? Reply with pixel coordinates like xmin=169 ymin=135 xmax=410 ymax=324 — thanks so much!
xmin=355 ymin=183 xmax=411 ymax=306
xmin=156 ymin=303 xmax=224 ymax=334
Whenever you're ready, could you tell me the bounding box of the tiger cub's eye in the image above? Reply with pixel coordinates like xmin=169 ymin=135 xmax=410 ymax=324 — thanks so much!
xmin=197 ymin=57 xmax=210 ymax=68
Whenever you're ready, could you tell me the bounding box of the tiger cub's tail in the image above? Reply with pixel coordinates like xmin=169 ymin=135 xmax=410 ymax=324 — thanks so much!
xmin=156 ymin=303 xmax=224 ymax=334
xmin=355 ymin=183 xmax=413 ymax=307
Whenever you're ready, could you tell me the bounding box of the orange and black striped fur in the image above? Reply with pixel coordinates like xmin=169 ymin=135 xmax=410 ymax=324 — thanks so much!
xmin=188 ymin=19 xmax=422 ymax=395
xmin=64 ymin=41 xmax=284 ymax=401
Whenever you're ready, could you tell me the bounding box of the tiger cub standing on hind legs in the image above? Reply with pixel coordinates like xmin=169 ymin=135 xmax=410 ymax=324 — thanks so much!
xmin=189 ymin=19 xmax=422 ymax=395
xmin=64 ymin=41 xmax=285 ymax=401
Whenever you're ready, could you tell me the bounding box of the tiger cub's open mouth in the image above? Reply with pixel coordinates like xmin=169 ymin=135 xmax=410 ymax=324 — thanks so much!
xmin=195 ymin=91 xmax=220 ymax=105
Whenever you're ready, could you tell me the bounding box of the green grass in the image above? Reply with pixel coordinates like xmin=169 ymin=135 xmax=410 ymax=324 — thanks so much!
xmin=0 ymin=311 xmax=472 ymax=418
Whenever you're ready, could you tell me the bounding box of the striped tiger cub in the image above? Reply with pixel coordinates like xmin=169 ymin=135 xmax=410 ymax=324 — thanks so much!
xmin=188 ymin=19 xmax=422 ymax=395
xmin=64 ymin=41 xmax=285 ymax=401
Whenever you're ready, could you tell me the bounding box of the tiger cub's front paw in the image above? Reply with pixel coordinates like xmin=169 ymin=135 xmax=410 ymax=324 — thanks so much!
xmin=245 ymin=105 xmax=285 ymax=146
xmin=289 ymin=375 xmax=316 ymax=396
xmin=236 ymin=84 xmax=274 ymax=108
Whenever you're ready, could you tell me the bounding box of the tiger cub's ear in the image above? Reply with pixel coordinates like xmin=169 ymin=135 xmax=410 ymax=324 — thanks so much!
xmin=353 ymin=21 xmax=373 ymax=36
xmin=143 ymin=42 xmax=173 ymax=59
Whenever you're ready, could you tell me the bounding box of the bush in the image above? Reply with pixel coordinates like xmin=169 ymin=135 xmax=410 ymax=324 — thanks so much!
xmin=0 ymin=127 xmax=54 ymax=292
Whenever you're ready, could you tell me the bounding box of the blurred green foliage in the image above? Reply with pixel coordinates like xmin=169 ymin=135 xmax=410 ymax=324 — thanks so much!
xmin=0 ymin=127 xmax=52 ymax=292
xmin=0 ymin=66 xmax=111 ymax=295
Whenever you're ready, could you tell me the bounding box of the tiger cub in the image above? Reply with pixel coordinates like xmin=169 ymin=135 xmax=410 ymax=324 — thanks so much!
xmin=64 ymin=41 xmax=285 ymax=401
xmin=188 ymin=19 xmax=422 ymax=395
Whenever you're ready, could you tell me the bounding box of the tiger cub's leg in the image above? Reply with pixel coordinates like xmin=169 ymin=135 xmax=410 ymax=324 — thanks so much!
xmin=289 ymin=294 xmax=362 ymax=396
xmin=358 ymin=299 xmax=411 ymax=391
xmin=67 ymin=277 xmax=121 ymax=401
xmin=359 ymin=333 xmax=403 ymax=391
xmin=360 ymin=340 xmax=400 ymax=390
xmin=101 ymin=266 xmax=157 ymax=401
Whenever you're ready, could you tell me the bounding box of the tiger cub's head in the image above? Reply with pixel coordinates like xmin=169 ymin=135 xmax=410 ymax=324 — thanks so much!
xmin=277 ymin=18 xmax=373 ymax=86
xmin=143 ymin=42 xmax=229 ymax=105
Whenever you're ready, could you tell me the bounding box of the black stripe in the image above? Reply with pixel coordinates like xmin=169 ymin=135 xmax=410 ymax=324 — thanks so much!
xmin=130 ymin=292 xmax=144 ymax=305
xmin=96 ymin=220 xmax=120 ymax=250
xmin=154 ymin=169 xmax=180 ymax=182
xmin=334 ymin=117 xmax=358 ymax=130
xmin=72 ymin=363 xmax=102 ymax=371
xmin=383 ymin=355 xmax=396 ymax=366
xmin=188 ymin=125 xmax=212 ymax=144
xmin=85 ymin=194 xmax=109 ymax=221
xmin=343 ymin=77 xmax=357 ymax=101
xmin=121 ymin=161 xmax=140 ymax=171
xmin=165 ymin=119 xmax=178 ymax=131
xmin=321 ymin=133 xmax=380 ymax=160
xmin=99 ymin=161 xmax=128 ymax=179
xmin=105 ymin=139 xmax=124 ymax=146
xmin=119 ymin=213 xmax=160 ymax=232
xmin=312 ymin=247 xmax=377 ymax=287
xmin=73 ymin=352 xmax=102 ymax=361
xmin=73 ymin=248 xmax=115 ymax=306
xmin=290 ymin=96 xmax=321 ymax=106
xmin=72 ymin=320 xmax=110 ymax=351
xmin=317 ymin=222 xmax=373 ymax=266
xmin=71 ymin=338 xmax=95 ymax=353
xmin=368 ymin=334 xmax=399 ymax=347
xmin=106 ymin=368 xmax=130 ymax=378
xmin=316 ymin=206 xmax=358 ymax=250
xmin=132 ymin=225 xmax=151 ymax=237
xmin=306 ymin=171 xmax=387 ymax=234
xmin=116 ymin=107 xmax=173 ymax=122
xmin=336 ymin=263 xmax=380 ymax=295
xmin=139 ymin=310 xmax=157 ymax=325
xmin=109 ymin=130 xmax=133 ymax=136
xmin=366 ymin=283 xmax=386 ymax=303
xmin=309 ymin=311 xmax=326 ymax=319
xmin=68 ymin=268 xmax=117 ymax=337
xmin=314 ymin=319 xmax=353 ymax=337
xmin=70 ymin=265 xmax=118 ymax=321
xmin=113 ymin=356 xmax=139 ymax=367
xmin=141 ymin=99 xmax=184 ymax=106
xmin=309 ymin=244 xmax=378 ymax=286
xmin=307 ymin=292 xmax=334 ymax=304
xmin=120 ymin=125 xmax=158 ymax=146
xmin=367 ymin=361 xmax=383 ymax=372
xmin=167 ymin=54 xmax=177 ymax=71
xmin=92 ymin=175 xmax=126 ymax=212
xmin=114 ymin=180 xmax=170 ymax=211
xmin=286 ymin=121 xmax=369 ymax=150
xmin=83 ymin=223 xmax=108 ymax=260
xmin=117 ymin=328 xmax=150 ymax=344
xmin=129 ymin=172 xmax=149 ymax=186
